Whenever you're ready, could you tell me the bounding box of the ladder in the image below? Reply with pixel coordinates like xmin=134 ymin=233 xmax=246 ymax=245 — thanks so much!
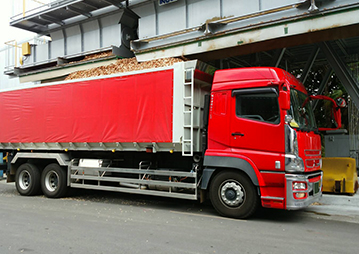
xmin=182 ymin=68 xmax=194 ymax=156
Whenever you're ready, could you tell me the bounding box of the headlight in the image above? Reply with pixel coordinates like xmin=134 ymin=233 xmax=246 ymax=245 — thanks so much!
xmin=293 ymin=182 xmax=307 ymax=190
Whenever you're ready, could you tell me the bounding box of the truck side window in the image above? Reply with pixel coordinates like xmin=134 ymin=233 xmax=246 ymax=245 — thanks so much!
xmin=235 ymin=91 xmax=280 ymax=124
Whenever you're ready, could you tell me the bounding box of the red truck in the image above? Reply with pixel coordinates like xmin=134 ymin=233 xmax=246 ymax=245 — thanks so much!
xmin=0 ymin=60 xmax=341 ymax=218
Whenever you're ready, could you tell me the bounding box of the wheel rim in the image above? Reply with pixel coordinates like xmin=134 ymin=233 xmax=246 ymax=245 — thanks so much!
xmin=44 ymin=170 xmax=59 ymax=192
xmin=220 ymin=180 xmax=245 ymax=207
xmin=19 ymin=170 xmax=31 ymax=190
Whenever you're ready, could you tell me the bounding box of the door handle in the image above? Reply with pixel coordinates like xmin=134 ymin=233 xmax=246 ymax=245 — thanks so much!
xmin=231 ymin=132 xmax=244 ymax=137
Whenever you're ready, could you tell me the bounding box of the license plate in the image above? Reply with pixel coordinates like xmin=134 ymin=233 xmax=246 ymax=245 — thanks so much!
xmin=314 ymin=182 xmax=320 ymax=194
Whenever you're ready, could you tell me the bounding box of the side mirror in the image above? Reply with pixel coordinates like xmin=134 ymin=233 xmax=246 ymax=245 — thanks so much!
xmin=310 ymin=95 xmax=342 ymax=131
xmin=279 ymin=82 xmax=290 ymax=110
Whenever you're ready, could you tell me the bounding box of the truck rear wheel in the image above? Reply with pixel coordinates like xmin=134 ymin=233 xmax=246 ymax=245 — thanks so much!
xmin=41 ymin=163 xmax=68 ymax=198
xmin=15 ymin=163 xmax=41 ymax=196
xmin=209 ymin=171 xmax=259 ymax=219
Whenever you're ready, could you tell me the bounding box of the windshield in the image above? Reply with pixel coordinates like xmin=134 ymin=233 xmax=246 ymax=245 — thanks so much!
xmin=288 ymin=89 xmax=317 ymax=130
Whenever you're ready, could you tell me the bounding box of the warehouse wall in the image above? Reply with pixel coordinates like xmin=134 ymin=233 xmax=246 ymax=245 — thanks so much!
xmin=133 ymin=0 xmax=294 ymax=38
xmin=15 ymin=0 xmax=295 ymax=67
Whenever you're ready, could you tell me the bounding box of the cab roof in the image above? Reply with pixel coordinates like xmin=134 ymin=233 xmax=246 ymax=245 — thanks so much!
xmin=212 ymin=67 xmax=307 ymax=94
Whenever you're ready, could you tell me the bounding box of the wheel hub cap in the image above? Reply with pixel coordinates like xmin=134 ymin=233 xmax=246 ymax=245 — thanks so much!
xmin=45 ymin=171 xmax=59 ymax=192
xmin=220 ymin=182 xmax=244 ymax=207
xmin=19 ymin=170 xmax=31 ymax=190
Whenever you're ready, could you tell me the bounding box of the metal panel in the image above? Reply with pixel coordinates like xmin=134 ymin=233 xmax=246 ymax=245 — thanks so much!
xmin=65 ymin=25 xmax=82 ymax=55
xmin=172 ymin=61 xmax=186 ymax=143
xmin=11 ymin=152 xmax=70 ymax=166
xmin=101 ymin=13 xmax=122 ymax=47
xmin=260 ymin=0 xmax=293 ymax=10
xmin=157 ymin=0 xmax=186 ymax=35
xmin=82 ymin=20 xmax=101 ymax=52
xmin=134 ymin=3 xmax=157 ymax=38
xmin=35 ymin=43 xmax=50 ymax=63
xmin=187 ymin=0 xmax=219 ymax=27
xmin=203 ymin=155 xmax=259 ymax=186
xmin=222 ymin=0 xmax=259 ymax=17
xmin=325 ymin=134 xmax=351 ymax=157
xmin=50 ymin=30 xmax=65 ymax=58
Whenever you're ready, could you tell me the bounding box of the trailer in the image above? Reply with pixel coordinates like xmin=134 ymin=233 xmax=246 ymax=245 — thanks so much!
xmin=0 ymin=60 xmax=342 ymax=218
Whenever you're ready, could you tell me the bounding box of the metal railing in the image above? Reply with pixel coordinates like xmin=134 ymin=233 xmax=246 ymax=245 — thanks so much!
xmin=4 ymin=40 xmax=21 ymax=71
xmin=11 ymin=0 xmax=62 ymax=20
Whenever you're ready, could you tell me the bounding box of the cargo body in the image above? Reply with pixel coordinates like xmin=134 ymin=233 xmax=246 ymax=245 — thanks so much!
xmin=0 ymin=61 xmax=211 ymax=154
xmin=0 ymin=60 xmax=341 ymax=218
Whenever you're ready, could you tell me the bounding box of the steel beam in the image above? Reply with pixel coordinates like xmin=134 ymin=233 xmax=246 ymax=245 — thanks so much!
xmin=103 ymin=0 xmax=124 ymax=9
xmin=300 ymin=46 xmax=320 ymax=83
xmin=133 ymin=1 xmax=359 ymax=62
xmin=81 ymin=0 xmax=98 ymax=10
xmin=313 ymin=68 xmax=332 ymax=109
xmin=40 ymin=14 xmax=65 ymax=26
xmin=317 ymin=68 xmax=332 ymax=96
xmin=66 ymin=5 xmax=92 ymax=18
xmin=319 ymin=42 xmax=359 ymax=109
xmin=271 ymin=48 xmax=286 ymax=68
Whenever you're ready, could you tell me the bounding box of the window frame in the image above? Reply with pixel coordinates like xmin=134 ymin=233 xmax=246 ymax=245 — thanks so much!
xmin=233 ymin=87 xmax=281 ymax=125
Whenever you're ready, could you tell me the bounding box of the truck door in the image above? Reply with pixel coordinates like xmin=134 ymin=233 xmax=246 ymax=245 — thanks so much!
xmin=230 ymin=87 xmax=285 ymax=171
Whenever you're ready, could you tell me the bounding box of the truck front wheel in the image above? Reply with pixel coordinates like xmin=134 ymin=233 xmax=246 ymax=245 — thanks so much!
xmin=15 ymin=163 xmax=41 ymax=196
xmin=41 ymin=163 xmax=68 ymax=198
xmin=209 ymin=171 xmax=259 ymax=219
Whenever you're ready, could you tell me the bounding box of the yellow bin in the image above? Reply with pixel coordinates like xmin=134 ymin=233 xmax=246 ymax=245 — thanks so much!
xmin=322 ymin=157 xmax=358 ymax=195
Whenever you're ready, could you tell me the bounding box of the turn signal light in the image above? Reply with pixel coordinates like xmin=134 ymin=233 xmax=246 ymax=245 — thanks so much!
xmin=294 ymin=192 xmax=307 ymax=199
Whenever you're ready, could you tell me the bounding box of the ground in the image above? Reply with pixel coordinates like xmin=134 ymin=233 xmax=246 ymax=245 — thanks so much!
xmin=0 ymin=180 xmax=358 ymax=254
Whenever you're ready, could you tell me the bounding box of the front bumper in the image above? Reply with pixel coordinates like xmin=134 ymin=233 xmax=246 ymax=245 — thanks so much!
xmin=285 ymin=171 xmax=323 ymax=210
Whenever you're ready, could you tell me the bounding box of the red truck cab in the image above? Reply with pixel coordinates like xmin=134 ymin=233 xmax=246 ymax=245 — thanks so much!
xmin=203 ymin=67 xmax=340 ymax=218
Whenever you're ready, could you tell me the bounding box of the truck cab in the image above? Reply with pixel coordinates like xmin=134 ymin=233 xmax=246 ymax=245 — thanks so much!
xmin=203 ymin=67 xmax=340 ymax=218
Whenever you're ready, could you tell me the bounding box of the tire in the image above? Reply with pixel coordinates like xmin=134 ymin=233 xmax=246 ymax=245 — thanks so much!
xmin=41 ymin=163 xmax=68 ymax=198
xmin=15 ymin=163 xmax=41 ymax=196
xmin=209 ymin=170 xmax=259 ymax=219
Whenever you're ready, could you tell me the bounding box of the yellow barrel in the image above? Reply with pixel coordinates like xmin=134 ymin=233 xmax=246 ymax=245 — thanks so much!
xmin=322 ymin=157 xmax=358 ymax=195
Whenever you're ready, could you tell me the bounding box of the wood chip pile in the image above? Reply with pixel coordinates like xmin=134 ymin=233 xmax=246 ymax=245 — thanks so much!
xmin=82 ymin=51 xmax=114 ymax=61
xmin=65 ymin=57 xmax=183 ymax=80
xmin=67 ymin=51 xmax=114 ymax=65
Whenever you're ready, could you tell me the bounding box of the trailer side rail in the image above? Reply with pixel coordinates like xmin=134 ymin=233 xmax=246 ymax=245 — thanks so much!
xmin=68 ymin=159 xmax=198 ymax=200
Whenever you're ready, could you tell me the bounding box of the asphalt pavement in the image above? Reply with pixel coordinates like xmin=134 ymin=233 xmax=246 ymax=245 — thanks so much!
xmin=0 ymin=177 xmax=358 ymax=254
xmin=0 ymin=174 xmax=358 ymax=223
xmin=304 ymin=191 xmax=359 ymax=223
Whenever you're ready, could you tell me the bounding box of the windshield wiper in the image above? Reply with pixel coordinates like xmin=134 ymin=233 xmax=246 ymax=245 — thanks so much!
xmin=294 ymin=127 xmax=319 ymax=134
